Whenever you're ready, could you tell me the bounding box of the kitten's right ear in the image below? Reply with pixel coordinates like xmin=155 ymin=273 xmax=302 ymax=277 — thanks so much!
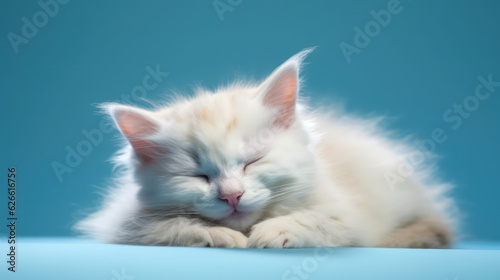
xmin=102 ymin=103 xmax=161 ymax=163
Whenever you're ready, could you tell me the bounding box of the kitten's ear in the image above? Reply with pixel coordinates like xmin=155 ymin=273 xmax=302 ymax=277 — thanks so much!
xmin=103 ymin=103 xmax=161 ymax=163
xmin=258 ymin=48 xmax=314 ymax=128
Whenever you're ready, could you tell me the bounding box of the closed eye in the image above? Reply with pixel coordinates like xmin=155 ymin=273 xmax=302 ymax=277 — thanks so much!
xmin=194 ymin=174 xmax=210 ymax=183
xmin=243 ymin=156 xmax=263 ymax=173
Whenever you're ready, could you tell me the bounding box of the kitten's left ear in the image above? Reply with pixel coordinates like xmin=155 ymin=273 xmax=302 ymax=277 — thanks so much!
xmin=258 ymin=47 xmax=314 ymax=128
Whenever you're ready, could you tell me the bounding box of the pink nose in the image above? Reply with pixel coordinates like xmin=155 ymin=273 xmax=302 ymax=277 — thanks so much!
xmin=219 ymin=191 xmax=244 ymax=209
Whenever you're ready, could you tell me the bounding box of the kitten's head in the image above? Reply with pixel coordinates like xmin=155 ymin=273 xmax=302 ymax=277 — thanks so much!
xmin=106 ymin=49 xmax=317 ymax=231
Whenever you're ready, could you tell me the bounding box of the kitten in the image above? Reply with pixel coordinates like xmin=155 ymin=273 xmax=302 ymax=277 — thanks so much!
xmin=76 ymin=48 xmax=457 ymax=248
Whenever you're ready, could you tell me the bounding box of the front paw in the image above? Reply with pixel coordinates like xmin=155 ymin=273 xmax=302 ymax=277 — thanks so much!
xmin=207 ymin=227 xmax=248 ymax=248
xmin=248 ymin=219 xmax=305 ymax=248
xmin=177 ymin=226 xmax=248 ymax=248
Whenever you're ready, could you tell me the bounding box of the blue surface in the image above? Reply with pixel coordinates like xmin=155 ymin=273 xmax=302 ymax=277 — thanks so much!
xmin=1 ymin=1 xmax=499 ymax=241
xmin=1 ymin=238 xmax=500 ymax=279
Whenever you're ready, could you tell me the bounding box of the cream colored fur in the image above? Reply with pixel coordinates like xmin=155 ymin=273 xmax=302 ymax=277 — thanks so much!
xmin=76 ymin=49 xmax=457 ymax=248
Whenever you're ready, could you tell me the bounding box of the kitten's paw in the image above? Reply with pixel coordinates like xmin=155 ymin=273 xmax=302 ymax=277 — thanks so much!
xmin=207 ymin=227 xmax=248 ymax=248
xmin=177 ymin=226 xmax=248 ymax=248
xmin=248 ymin=220 xmax=304 ymax=248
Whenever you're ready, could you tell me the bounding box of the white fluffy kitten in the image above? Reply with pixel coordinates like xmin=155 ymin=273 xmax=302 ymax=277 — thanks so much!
xmin=76 ymin=49 xmax=457 ymax=248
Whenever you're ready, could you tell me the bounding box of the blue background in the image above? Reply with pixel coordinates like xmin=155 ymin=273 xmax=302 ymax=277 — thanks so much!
xmin=1 ymin=0 xmax=499 ymax=240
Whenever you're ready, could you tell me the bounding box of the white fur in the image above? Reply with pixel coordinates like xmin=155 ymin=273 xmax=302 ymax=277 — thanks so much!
xmin=75 ymin=49 xmax=457 ymax=248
